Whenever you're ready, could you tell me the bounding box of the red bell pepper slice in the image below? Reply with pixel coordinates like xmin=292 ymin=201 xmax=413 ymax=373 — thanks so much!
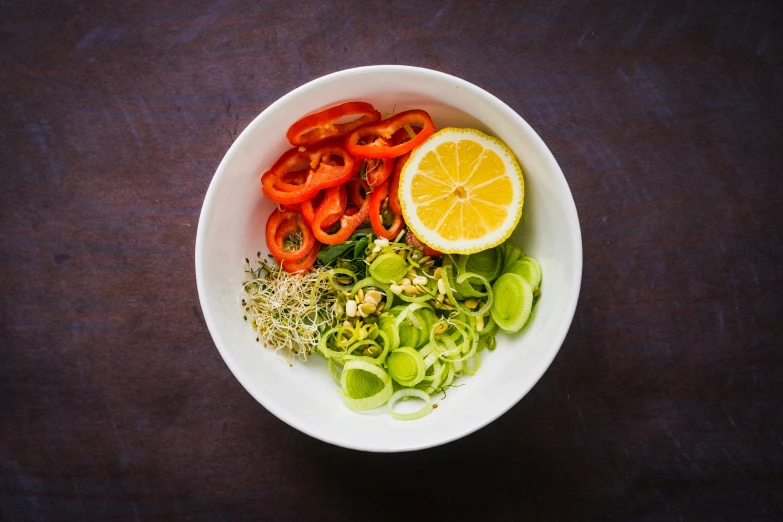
xmin=347 ymin=177 xmax=367 ymax=209
xmin=312 ymin=179 xmax=371 ymax=245
xmin=369 ymin=177 xmax=405 ymax=240
xmin=316 ymin=185 xmax=346 ymax=229
xmin=362 ymin=138 xmax=396 ymax=186
xmin=283 ymin=191 xmax=327 ymax=227
xmin=406 ymin=229 xmax=443 ymax=257
xmin=261 ymin=142 xmax=355 ymax=205
xmin=391 ymin=127 xmax=413 ymax=145
xmin=344 ymin=110 xmax=435 ymax=159
xmin=365 ymin=156 xmax=395 ymax=187
xmin=265 ymin=209 xmax=315 ymax=262
xmin=388 ymin=150 xmax=409 ymax=216
xmin=310 ymin=185 xmax=346 ymax=244
xmin=281 ymin=241 xmax=320 ymax=273
xmin=286 ymin=102 xmax=381 ymax=147
xmin=387 ymin=125 xmax=420 ymax=214
xmin=274 ymin=170 xmax=308 ymax=192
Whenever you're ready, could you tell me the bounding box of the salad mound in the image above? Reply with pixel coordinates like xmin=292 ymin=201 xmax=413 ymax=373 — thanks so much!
xmin=242 ymin=101 xmax=542 ymax=420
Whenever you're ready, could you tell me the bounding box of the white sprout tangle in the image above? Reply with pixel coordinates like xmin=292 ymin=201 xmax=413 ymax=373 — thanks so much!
xmin=242 ymin=258 xmax=337 ymax=365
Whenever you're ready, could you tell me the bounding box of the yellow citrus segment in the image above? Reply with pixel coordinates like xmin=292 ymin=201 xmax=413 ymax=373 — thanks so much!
xmin=457 ymin=140 xmax=484 ymax=183
xmin=434 ymin=142 xmax=459 ymax=183
xmin=460 ymin=203 xmax=486 ymax=240
xmin=472 ymin=175 xmax=513 ymax=204
xmin=399 ymin=128 xmax=524 ymax=254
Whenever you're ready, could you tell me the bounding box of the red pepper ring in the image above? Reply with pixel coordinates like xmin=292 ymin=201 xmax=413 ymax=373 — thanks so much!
xmin=391 ymin=127 xmax=413 ymax=145
xmin=316 ymin=184 xmax=347 ymax=229
xmin=284 ymin=191 xmax=326 ymax=227
xmin=282 ymin=241 xmax=320 ymax=273
xmin=286 ymin=102 xmax=381 ymax=147
xmin=387 ymin=125 xmax=420 ymax=215
xmin=365 ymin=151 xmax=396 ymax=187
xmin=274 ymin=170 xmax=309 ymax=193
xmin=312 ymin=179 xmax=371 ymax=245
xmin=273 ymin=217 xmax=312 ymax=251
xmin=265 ymin=209 xmax=315 ymax=262
xmin=310 ymin=185 xmax=347 ymax=244
xmin=344 ymin=109 xmax=436 ymax=159
xmin=369 ymin=177 xmax=405 ymax=241
xmin=261 ymin=143 xmax=355 ymax=205
xmin=347 ymin=176 xmax=368 ymax=208
xmin=388 ymin=150 xmax=410 ymax=216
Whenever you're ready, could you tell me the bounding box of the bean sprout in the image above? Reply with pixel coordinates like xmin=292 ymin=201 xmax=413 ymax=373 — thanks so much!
xmin=242 ymin=258 xmax=337 ymax=365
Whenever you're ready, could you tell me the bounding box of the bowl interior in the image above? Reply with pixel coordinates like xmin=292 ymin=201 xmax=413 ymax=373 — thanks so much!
xmin=196 ymin=66 xmax=581 ymax=452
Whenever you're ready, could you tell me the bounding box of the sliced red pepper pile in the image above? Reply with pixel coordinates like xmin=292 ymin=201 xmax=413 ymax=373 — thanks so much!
xmin=344 ymin=109 xmax=435 ymax=159
xmin=259 ymin=102 xmax=439 ymax=272
xmin=261 ymin=142 xmax=356 ymax=205
xmin=286 ymin=102 xmax=381 ymax=147
xmin=264 ymin=209 xmax=321 ymax=273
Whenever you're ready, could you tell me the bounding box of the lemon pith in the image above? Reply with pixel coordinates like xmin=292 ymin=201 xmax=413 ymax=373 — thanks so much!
xmin=399 ymin=128 xmax=525 ymax=254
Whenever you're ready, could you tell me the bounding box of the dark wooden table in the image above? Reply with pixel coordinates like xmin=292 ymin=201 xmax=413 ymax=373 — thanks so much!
xmin=2 ymin=0 xmax=781 ymax=520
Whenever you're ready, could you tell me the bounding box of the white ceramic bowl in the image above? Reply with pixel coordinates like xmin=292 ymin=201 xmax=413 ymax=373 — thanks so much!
xmin=196 ymin=65 xmax=582 ymax=452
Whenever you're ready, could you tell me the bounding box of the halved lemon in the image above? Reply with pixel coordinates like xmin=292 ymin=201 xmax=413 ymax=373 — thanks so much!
xmin=398 ymin=128 xmax=524 ymax=254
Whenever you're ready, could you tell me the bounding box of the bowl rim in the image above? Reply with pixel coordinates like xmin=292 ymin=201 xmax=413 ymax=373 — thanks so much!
xmin=195 ymin=64 xmax=583 ymax=452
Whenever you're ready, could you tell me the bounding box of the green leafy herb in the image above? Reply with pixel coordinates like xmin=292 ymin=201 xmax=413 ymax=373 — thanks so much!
xmin=317 ymin=232 xmax=373 ymax=268
xmin=353 ymin=235 xmax=370 ymax=259
xmin=317 ymin=242 xmax=355 ymax=266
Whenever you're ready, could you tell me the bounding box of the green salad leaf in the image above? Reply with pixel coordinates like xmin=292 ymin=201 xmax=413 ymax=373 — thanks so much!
xmin=317 ymin=232 xmax=373 ymax=267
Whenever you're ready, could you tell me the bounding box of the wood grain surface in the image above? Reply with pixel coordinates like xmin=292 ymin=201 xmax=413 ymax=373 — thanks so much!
xmin=1 ymin=0 xmax=781 ymax=520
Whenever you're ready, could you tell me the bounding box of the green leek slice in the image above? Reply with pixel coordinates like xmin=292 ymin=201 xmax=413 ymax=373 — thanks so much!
xmin=416 ymin=357 xmax=444 ymax=393
xmin=502 ymin=241 xmax=524 ymax=269
xmin=378 ymin=316 xmax=401 ymax=351
xmin=454 ymin=272 xmax=494 ymax=316
xmin=386 ymin=346 xmax=427 ymax=386
xmin=387 ymin=388 xmax=432 ymax=421
xmin=328 ymin=359 xmax=343 ymax=384
xmin=395 ymin=304 xmax=436 ymax=348
xmin=452 ymin=257 xmax=485 ymax=298
xmin=442 ymin=361 xmax=456 ymax=388
xmin=429 ymin=322 xmax=478 ymax=363
xmin=503 ymin=256 xmax=542 ymax=289
xmin=462 ymin=246 xmax=503 ymax=283
xmin=369 ymin=253 xmax=409 ymax=284
xmin=478 ymin=314 xmax=498 ymax=338
xmin=340 ymin=361 xmax=393 ymax=411
xmin=318 ymin=326 xmax=354 ymax=360
xmin=343 ymin=338 xmax=389 ymax=367
xmin=418 ymin=342 xmax=438 ymax=368
xmin=350 ymin=277 xmax=395 ymax=309
xmin=462 ymin=352 xmax=481 ymax=375
xmin=440 ymin=266 xmax=462 ymax=307
xmin=490 ymin=273 xmax=533 ymax=333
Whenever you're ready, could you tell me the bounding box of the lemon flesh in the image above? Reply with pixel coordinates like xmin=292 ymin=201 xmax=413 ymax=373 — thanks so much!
xmin=398 ymin=128 xmax=524 ymax=254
